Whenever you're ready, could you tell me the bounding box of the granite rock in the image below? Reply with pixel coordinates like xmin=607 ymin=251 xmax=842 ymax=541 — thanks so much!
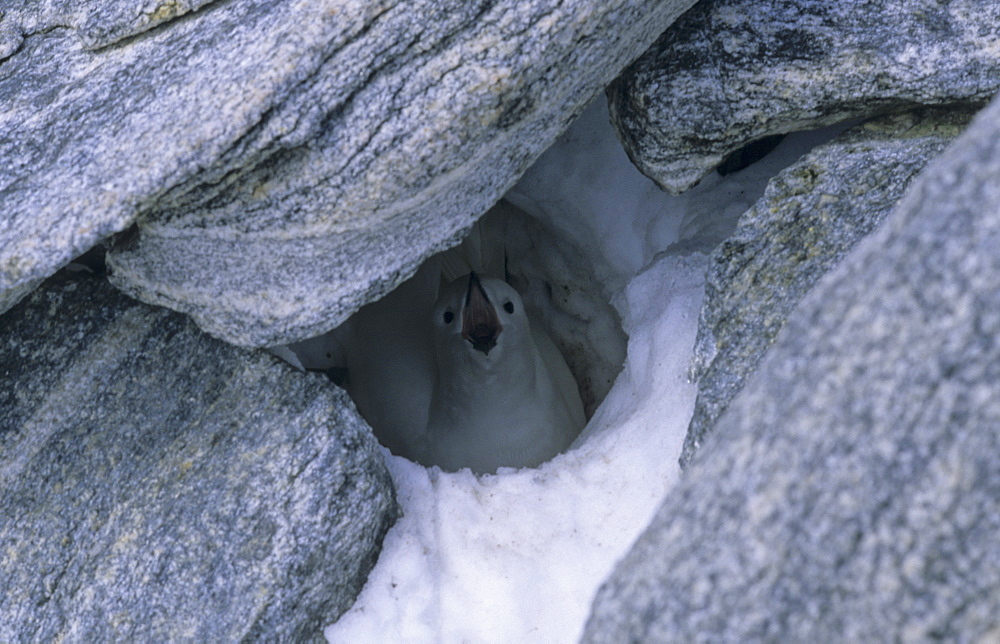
xmin=681 ymin=107 xmax=975 ymax=467
xmin=608 ymin=0 xmax=1000 ymax=193
xmin=582 ymin=96 xmax=1000 ymax=641
xmin=0 ymin=273 xmax=397 ymax=641
xmin=0 ymin=0 xmax=697 ymax=346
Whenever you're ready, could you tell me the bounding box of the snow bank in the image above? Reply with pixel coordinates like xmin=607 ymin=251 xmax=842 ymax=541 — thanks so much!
xmin=323 ymin=99 xmax=841 ymax=642
xmin=325 ymin=251 xmax=705 ymax=643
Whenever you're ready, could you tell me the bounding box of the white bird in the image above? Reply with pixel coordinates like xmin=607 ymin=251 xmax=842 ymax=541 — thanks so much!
xmin=418 ymin=272 xmax=585 ymax=474
xmin=323 ymin=204 xmax=585 ymax=473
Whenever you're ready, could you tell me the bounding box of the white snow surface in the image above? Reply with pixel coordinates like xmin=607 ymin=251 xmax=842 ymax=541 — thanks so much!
xmin=326 ymin=253 xmax=704 ymax=643
xmin=323 ymin=99 xmax=841 ymax=642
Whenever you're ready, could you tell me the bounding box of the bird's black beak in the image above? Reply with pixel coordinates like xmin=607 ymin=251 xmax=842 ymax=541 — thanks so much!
xmin=462 ymin=272 xmax=502 ymax=355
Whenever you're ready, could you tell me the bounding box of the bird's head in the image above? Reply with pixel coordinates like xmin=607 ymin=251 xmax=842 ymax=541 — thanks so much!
xmin=432 ymin=272 xmax=529 ymax=364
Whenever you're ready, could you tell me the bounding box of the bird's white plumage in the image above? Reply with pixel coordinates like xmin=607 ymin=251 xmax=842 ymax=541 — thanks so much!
xmin=419 ymin=274 xmax=585 ymax=473
xmin=333 ymin=261 xmax=585 ymax=474
xmin=317 ymin=203 xmax=585 ymax=473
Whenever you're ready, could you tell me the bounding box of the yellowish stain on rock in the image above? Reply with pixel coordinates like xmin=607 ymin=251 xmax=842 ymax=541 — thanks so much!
xmin=149 ymin=1 xmax=185 ymax=24
xmin=251 ymin=182 xmax=273 ymax=201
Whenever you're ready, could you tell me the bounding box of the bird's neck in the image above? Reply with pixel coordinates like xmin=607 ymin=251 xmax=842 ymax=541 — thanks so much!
xmin=423 ymin=336 xmax=574 ymax=472
xmin=429 ymin=344 xmax=543 ymax=431
xmin=438 ymin=347 xmax=537 ymax=397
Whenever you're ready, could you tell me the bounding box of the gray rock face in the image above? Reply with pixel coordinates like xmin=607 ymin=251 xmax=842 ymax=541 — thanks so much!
xmin=582 ymin=96 xmax=1000 ymax=641
xmin=0 ymin=273 xmax=397 ymax=641
xmin=608 ymin=0 xmax=1000 ymax=193
xmin=0 ymin=0 xmax=697 ymax=347
xmin=681 ymin=107 xmax=974 ymax=467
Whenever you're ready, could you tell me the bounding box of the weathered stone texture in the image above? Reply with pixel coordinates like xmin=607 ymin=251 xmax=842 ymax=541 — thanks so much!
xmin=583 ymin=95 xmax=1000 ymax=642
xmin=0 ymin=273 xmax=397 ymax=641
xmin=0 ymin=0 xmax=697 ymax=346
xmin=681 ymin=107 xmax=975 ymax=467
xmin=609 ymin=0 xmax=1000 ymax=193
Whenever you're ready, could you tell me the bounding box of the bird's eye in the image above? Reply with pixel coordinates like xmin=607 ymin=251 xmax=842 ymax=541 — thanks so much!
xmin=443 ymin=310 xmax=454 ymax=324
xmin=503 ymin=301 xmax=515 ymax=314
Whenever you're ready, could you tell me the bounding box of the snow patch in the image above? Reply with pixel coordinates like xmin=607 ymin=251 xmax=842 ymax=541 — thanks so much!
xmin=326 ymin=253 xmax=705 ymax=643
xmin=320 ymin=97 xmax=845 ymax=641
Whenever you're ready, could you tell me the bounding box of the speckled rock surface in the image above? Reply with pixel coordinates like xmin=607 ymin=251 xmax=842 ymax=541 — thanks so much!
xmin=0 ymin=0 xmax=696 ymax=346
xmin=681 ymin=107 xmax=975 ymax=467
xmin=582 ymin=96 xmax=1000 ymax=642
xmin=0 ymin=273 xmax=397 ymax=641
xmin=608 ymin=0 xmax=1000 ymax=193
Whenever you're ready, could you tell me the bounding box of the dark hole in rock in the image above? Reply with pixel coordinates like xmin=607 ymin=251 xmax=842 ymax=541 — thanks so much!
xmin=287 ymin=200 xmax=626 ymax=474
xmin=65 ymin=241 xmax=110 ymax=275
xmin=717 ymin=133 xmax=787 ymax=176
